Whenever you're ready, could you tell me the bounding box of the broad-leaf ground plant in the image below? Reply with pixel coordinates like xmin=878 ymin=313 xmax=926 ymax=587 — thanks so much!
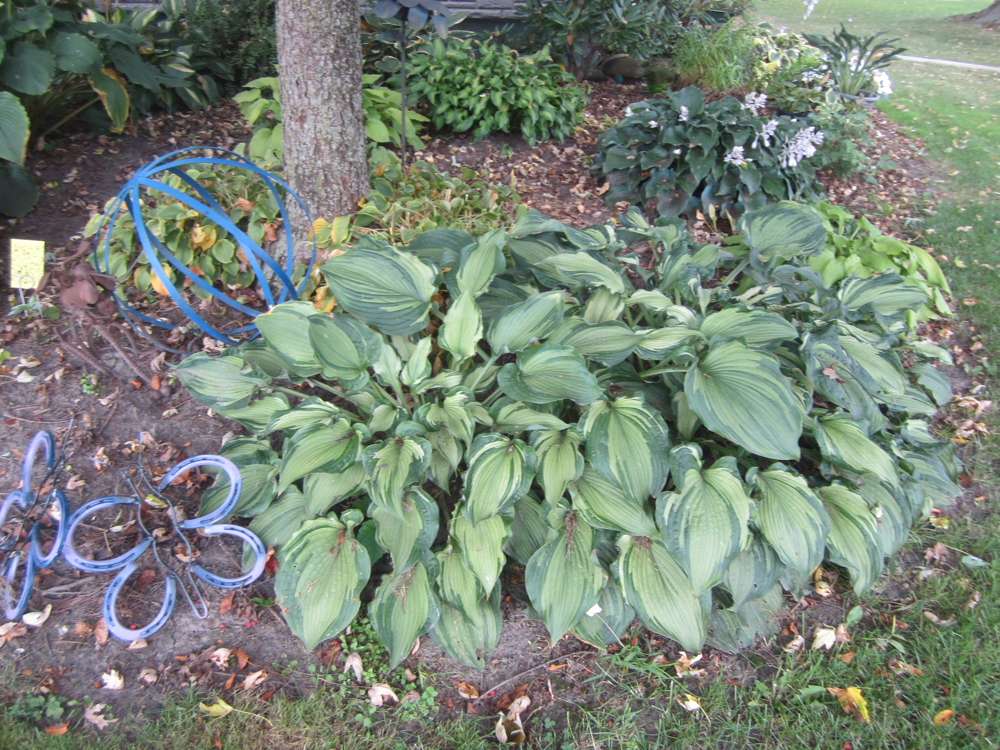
xmin=176 ymin=200 xmax=960 ymax=667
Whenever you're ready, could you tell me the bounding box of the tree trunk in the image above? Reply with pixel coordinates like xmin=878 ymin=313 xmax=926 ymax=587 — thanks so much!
xmin=952 ymin=0 xmax=1000 ymax=27
xmin=276 ymin=0 xmax=368 ymax=262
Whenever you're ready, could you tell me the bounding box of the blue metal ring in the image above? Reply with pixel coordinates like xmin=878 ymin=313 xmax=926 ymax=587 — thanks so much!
xmin=103 ymin=561 xmax=177 ymax=641
xmin=191 ymin=523 xmax=267 ymax=589
xmin=2 ymin=546 xmax=36 ymax=622
xmin=63 ymin=496 xmax=150 ymax=574
xmin=29 ymin=489 xmax=69 ymax=569
xmin=160 ymin=455 xmax=243 ymax=529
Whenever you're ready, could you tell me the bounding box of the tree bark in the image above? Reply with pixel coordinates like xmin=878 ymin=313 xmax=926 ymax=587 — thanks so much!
xmin=952 ymin=0 xmax=1000 ymax=27
xmin=276 ymin=0 xmax=368 ymax=262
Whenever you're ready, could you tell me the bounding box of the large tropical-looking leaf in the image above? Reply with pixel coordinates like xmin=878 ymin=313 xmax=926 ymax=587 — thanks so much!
xmin=737 ymin=201 xmax=826 ymax=262
xmin=88 ymin=68 xmax=130 ymax=132
xmin=302 ymin=466 xmax=367 ymax=515
xmin=525 ymin=512 xmax=606 ymax=642
xmin=618 ymin=536 xmax=707 ymax=653
xmin=362 ymin=436 xmax=432 ymax=519
xmin=0 ymin=41 xmax=55 ymax=95
xmin=437 ymin=545 xmax=486 ymax=625
xmin=820 ymin=485 xmax=884 ymax=594
xmin=462 ymin=433 xmax=536 ymax=523
xmin=750 ymin=466 xmax=829 ymax=579
xmin=428 ymin=592 xmax=501 ymax=670
xmin=321 ymin=245 xmax=436 ymax=335
xmin=449 ymin=228 xmax=505 ymax=298
xmin=569 ymin=465 xmax=658 ymax=537
xmin=219 ymin=393 xmax=289 ymax=435
xmin=275 ymin=518 xmax=371 ymax=650
xmin=369 ymin=562 xmax=439 ymax=669
xmin=530 ymin=429 xmax=584 ymax=505
xmin=838 ymin=274 xmax=928 ymax=318
xmin=498 ymin=343 xmax=602 ymax=405
xmin=308 ymin=313 xmax=383 ymax=387
xmin=552 ymin=321 xmax=646 ymax=366
xmin=707 ymin=583 xmax=783 ymax=654
xmin=491 ymin=401 xmax=569 ymax=433
xmin=571 ymin=576 xmax=635 ymax=648
xmin=685 ymin=342 xmax=802 ymax=460
xmin=813 ymin=413 xmax=898 ymax=485
xmin=857 ymin=476 xmax=910 ymax=557
xmin=278 ymin=420 xmax=364 ymax=493
xmin=487 ymin=290 xmax=565 ymax=354
xmin=46 ymin=31 xmax=102 ymax=74
xmin=453 ymin=514 xmax=509 ymax=593
xmin=248 ymin=488 xmax=314 ymax=550
xmin=580 ymin=396 xmax=671 ymax=505
xmin=174 ymin=353 xmax=267 ymax=411
xmin=373 ymin=488 xmax=439 ymax=575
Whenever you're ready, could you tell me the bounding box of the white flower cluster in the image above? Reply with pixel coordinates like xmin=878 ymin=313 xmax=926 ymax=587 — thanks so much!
xmin=741 ymin=92 xmax=767 ymax=115
xmin=872 ymin=70 xmax=893 ymax=96
xmin=779 ymin=127 xmax=825 ymax=168
xmin=752 ymin=119 xmax=780 ymax=149
xmin=803 ymin=0 xmax=820 ymax=19
xmin=724 ymin=146 xmax=751 ymax=167
xmin=678 ymin=105 xmax=689 ymax=122
xmin=624 ymin=105 xmax=634 ymax=117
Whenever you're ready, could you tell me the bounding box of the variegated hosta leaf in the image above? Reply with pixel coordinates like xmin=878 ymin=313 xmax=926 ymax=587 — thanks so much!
xmin=672 ymin=392 xmax=700 ymax=442
xmin=266 ymin=398 xmax=341 ymax=436
xmin=525 ymin=512 xmax=606 ymax=642
xmin=706 ymin=582 xmax=783 ymax=654
xmin=737 ymin=201 xmax=826 ymax=263
xmin=571 ymin=576 xmax=635 ymax=648
xmin=462 ymin=433 xmax=537 ymax=524
xmin=820 ymin=484 xmax=884 ymax=594
xmin=802 ymin=330 xmax=882 ymax=424
xmin=699 ymin=308 xmax=797 ymax=350
xmin=425 ymin=427 xmax=462 ymax=489
xmin=217 ymin=437 xmax=278 ymax=467
xmin=618 ymin=536 xmax=707 ymax=653
xmin=492 ymin=401 xmax=569 ymax=433
xmin=685 ymin=341 xmax=802 ymax=460
xmin=373 ymin=488 xmax=440 ymax=575
xmin=536 ymin=251 xmax=625 ymax=294
xmin=569 ymin=465 xmax=657 ymax=537
xmin=911 ymin=363 xmax=952 ymax=406
xmin=657 ymin=447 xmax=750 ymax=596
xmin=361 ymin=436 xmax=432 ymax=519
xmin=813 ymin=413 xmax=898 ymax=485
xmin=553 ymin=321 xmax=646 ymax=366
xmin=278 ymin=420 xmax=365 ymax=493
xmin=427 ymin=590 xmax=501 ymax=670
xmin=321 ymin=244 xmax=437 ymax=335
xmin=583 ymin=287 xmax=625 ymax=324
xmin=750 ymin=466 xmax=830 ymax=579
xmin=487 ymin=290 xmax=565 ymax=354
xmin=448 ymin=228 xmax=506 ymax=298
xmin=399 ymin=336 xmax=433 ymax=388
xmin=580 ymin=396 xmax=671 ymax=505
xmin=249 ymin=488 xmax=314 ymax=550
xmin=838 ymin=274 xmax=928 ymax=319
xmin=275 ymin=517 xmax=371 ymax=650
xmin=857 ymin=476 xmax=910 ymax=557
xmin=497 ymin=343 xmax=602 ymax=405
xmin=506 ymin=494 xmax=548 ymax=567
xmin=452 ymin=514 xmax=510 ymax=593
xmin=901 ymin=451 xmax=961 ymax=511
xmin=530 ymin=429 xmax=584 ymax=505
xmin=200 ymin=463 xmax=277 ymax=518
xmin=219 ymin=393 xmax=289 ymax=436
xmin=254 ymin=301 xmax=323 ymax=377
xmin=439 ymin=291 xmax=483 ymax=363
xmin=302 ymin=466 xmax=367 ymax=515
xmin=416 ymin=388 xmax=476 ymax=445
xmin=175 ymin=352 xmax=267 ymax=412
xmin=437 ymin=546 xmax=486 ymax=626
xmin=634 ymin=327 xmax=699 ymax=361
xmin=308 ymin=314 xmax=383 ymax=388
xmin=838 ymin=332 xmax=906 ymax=395
xmin=369 ymin=562 xmax=439 ymax=669
xmin=720 ymin=535 xmax=781 ymax=610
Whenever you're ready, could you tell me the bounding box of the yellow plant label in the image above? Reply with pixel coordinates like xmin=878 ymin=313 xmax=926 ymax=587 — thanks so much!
xmin=9 ymin=239 xmax=45 ymax=289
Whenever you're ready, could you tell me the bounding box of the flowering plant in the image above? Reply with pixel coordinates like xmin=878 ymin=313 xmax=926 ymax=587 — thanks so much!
xmin=803 ymin=25 xmax=905 ymax=98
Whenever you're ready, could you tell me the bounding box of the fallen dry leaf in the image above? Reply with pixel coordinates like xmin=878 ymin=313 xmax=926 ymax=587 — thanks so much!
xmin=65 ymin=475 xmax=86 ymax=491
xmin=101 ymin=669 xmax=124 ymax=690
xmin=924 ymin=611 xmax=956 ymax=627
xmin=964 ymin=591 xmax=981 ymax=613
xmin=507 ymin=695 xmax=531 ymax=716
xmin=834 ymin=624 xmax=850 ymax=644
xmin=839 ymin=649 xmax=856 ymax=664
xmin=83 ymin=703 xmax=118 ymax=730
xmin=828 ymin=686 xmax=870 ymax=723
xmin=224 ymin=674 xmax=236 ymax=690
xmin=235 ymin=648 xmax=249 ymax=670
xmin=0 ymin=621 xmax=28 ymax=646
xmin=933 ymin=709 xmax=955 ymax=727
xmin=676 ymin=693 xmax=704 ymax=714
xmin=344 ymin=652 xmax=363 ymax=683
xmin=219 ymin=591 xmax=236 ymax=616
xmin=812 ymin=627 xmax=837 ymax=651
xmin=783 ymin=634 xmax=805 ymax=653
xmin=94 ymin=618 xmax=109 ymax=646
xmin=924 ymin=542 xmax=950 ymax=565
xmin=401 ymin=691 xmax=421 ymax=704
xmin=44 ymin=724 xmax=69 ymax=735
xmin=210 ymin=648 xmax=232 ymax=668
xmin=889 ymin=660 xmax=922 ymax=677
xmin=127 ymin=639 xmax=148 ymax=651
xmin=73 ymin=621 xmax=94 ymax=637
xmin=200 ymin=698 xmax=234 ymax=718
xmin=138 ymin=668 xmax=158 ymax=685
xmin=404 ymin=668 xmax=417 ymax=682
xmin=241 ymin=670 xmax=266 ymax=691
xmin=368 ymin=684 xmax=399 ymax=707
xmin=674 ymin=651 xmax=708 ymax=678
xmin=495 ymin=710 xmax=526 ymax=744
xmin=456 ymin=681 xmax=479 ymax=700
xmin=22 ymin=604 xmax=52 ymax=627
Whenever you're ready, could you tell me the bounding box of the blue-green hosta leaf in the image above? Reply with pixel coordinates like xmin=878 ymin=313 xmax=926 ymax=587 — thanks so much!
xmin=448 ymin=228 xmax=505 ymax=298
xmin=439 ymin=291 xmax=483 ymax=363
xmin=911 ymin=363 xmax=952 ymax=406
xmin=838 ymin=274 xmax=928 ymax=319
xmin=308 ymin=314 xmax=383 ymax=388
xmin=302 ymin=466 xmax=367 ymax=515
xmin=525 ymin=512 xmax=606 ymax=642
xmin=820 ymin=484 xmax=884 ymax=594
xmin=0 ymin=92 xmax=29 ymax=164
xmin=46 ymin=31 xmax=102 ymax=74
xmin=175 ymin=352 xmax=267 ymax=411
xmin=491 ymin=400 xmax=569 ymax=433
xmin=569 ymin=465 xmax=658 ymax=537
xmin=399 ymin=336 xmax=433 ymax=387
xmin=536 ymin=252 xmax=625 ymax=294
xmin=838 ymin=333 xmax=906 ymax=395
xmin=814 ymin=413 xmax=898 ymax=485
xmin=427 ymin=593 xmax=501 ymax=670
xmin=657 ymin=446 xmax=750 ymax=596
xmin=370 ymin=562 xmax=439 ymax=669
xmin=720 ymin=535 xmax=781 ymax=610
xmin=685 ymin=342 xmax=801 ymax=460
xmin=321 ymin=245 xmax=436 ymax=335
xmin=276 ymin=518 xmax=370 ymax=650
xmin=706 ymin=583 xmax=783 ymax=654
xmin=265 ymin=398 xmax=342 ymax=436
xmin=217 ymin=437 xmax=278 ymax=467
xmin=278 ymin=420 xmax=365 ymax=493
xmin=498 ymin=343 xmax=602 ymax=405
xmin=425 ymin=427 xmax=462 ymax=489
xmin=531 ymin=429 xmax=584 ymax=505
xmin=487 ymin=290 xmax=565 ymax=354
xmin=634 ymin=327 xmax=699 ymax=361
xmin=506 ymin=494 xmax=548 ymax=567
xmin=0 ymin=41 xmax=55 ymax=96
xmin=219 ymin=393 xmax=289 ymax=435
xmin=373 ymin=488 xmax=440 ymax=575
xmin=200 ymin=463 xmax=278 ymax=518
xmin=802 ymin=330 xmax=882 ymax=424
xmin=699 ymin=308 xmax=797 ymax=350
xmin=437 ymin=546 xmax=486 ymax=626
xmin=571 ymin=576 xmax=636 ymax=648
xmin=618 ymin=536 xmax=707 ymax=653
xmin=255 ymin=301 xmax=323 ymax=377
xmin=901 ymin=451 xmax=961 ymax=511
xmin=583 ymin=288 xmax=625 ymax=324
xmin=737 ymin=201 xmax=826 ymax=262
xmin=249 ymin=488 xmax=314 ymax=550
xmin=876 ymin=385 xmax=938 ymax=416
xmin=453 ymin=514 xmax=510 ymax=593
xmin=361 ymin=436 xmax=432 ymax=519
xmin=416 ymin=388 xmax=475 ymax=445
xmin=857 ymin=477 xmax=910 ymax=557
xmin=462 ymin=433 xmax=537 ymax=523
xmin=580 ymin=396 xmax=671 ymax=505
xmin=552 ymin=321 xmax=646 ymax=366
xmin=750 ymin=466 xmax=830 ymax=579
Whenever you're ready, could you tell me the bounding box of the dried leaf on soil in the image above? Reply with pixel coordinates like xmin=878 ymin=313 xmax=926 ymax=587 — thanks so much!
xmin=368 ymin=684 xmax=399 ymax=707
xmin=22 ymin=604 xmax=52 ymax=627
xmin=456 ymin=681 xmax=479 ymax=699
xmin=241 ymin=670 xmax=266 ymax=691
xmin=44 ymin=724 xmax=69 ymax=735
xmin=139 ymin=668 xmax=158 ymax=685
xmin=101 ymin=669 xmax=124 ymax=690
xmin=83 ymin=704 xmax=118 ymax=730
xmin=209 ymin=648 xmax=231 ymax=668
xmin=344 ymin=652 xmax=363 ymax=683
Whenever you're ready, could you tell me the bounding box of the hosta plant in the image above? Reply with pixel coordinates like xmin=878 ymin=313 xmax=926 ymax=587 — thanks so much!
xmin=176 ymin=200 xmax=959 ymax=665
xmin=591 ymin=86 xmax=825 ymax=221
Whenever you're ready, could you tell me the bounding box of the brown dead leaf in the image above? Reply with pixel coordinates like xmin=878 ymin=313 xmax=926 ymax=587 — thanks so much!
xmin=73 ymin=621 xmax=94 ymax=637
xmin=924 ymin=542 xmax=950 ymax=565
xmin=456 ymin=681 xmax=480 ymax=700
xmin=219 ymin=591 xmax=236 ymax=616
xmin=404 ymin=668 xmax=417 ymax=682
xmin=893 ymin=693 xmax=906 ymax=710
xmin=0 ymin=621 xmax=28 ymax=646
xmin=889 ymin=660 xmax=922 ymax=676
xmin=44 ymin=724 xmax=69 ymax=735
xmin=933 ymin=709 xmax=955 ymax=726
xmin=224 ymin=674 xmax=236 ymax=690
xmin=94 ymin=618 xmax=109 ymax=646
xmin=674 ymin=652 xmax=708 ymax=678
xmin=83 ymin=703 xmax=117 ymax=730
xmin=839 ymin=650 xmax=856 ymax=664
xmin=964 ymin=591 xmax=981 ymax=612
xmin=235 ymin=648 xmax=249 ymax=670
xmin=210 ymin=648 xmax=231 ymax=668
xmin=138 ymin=668 xmax=158 ymax=685
xmin=241 ymin=670 xmax=266 ymax=691
xmin=368 ymin=684 xmax=399 ymax=707
xmin=127 ymin=639 xmax=148 ymax=651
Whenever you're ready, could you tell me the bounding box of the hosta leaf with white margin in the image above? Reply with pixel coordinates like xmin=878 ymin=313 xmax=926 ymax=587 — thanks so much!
xmin=448 ymin=228 xmax=505 ymax=298
xmin=265 ymin=397 xmax=342 ymax=435
xmin=498 ymin=343 xmax=602 ymax=405
xmin=487 ymin=290 xmax=565 ymax=354
xmin=425 ymin=427 xmax=462 ymax=488
xmin=856 ymin=476 xmax=910 ymax=557
xmin=452 ymin=514 xmax=509 ymax=593
xmin=302 ymin=467 xmax=367 ymax=515
xmin=749 ymin=466 xmax=830 ymax=579
xmin=699 ymin=308 xmax=797 ymax=350
xmin=373 ymin=488 xmax=440 ymax=574
xmin=308 ymin=313 xmax=383 ymax=388
xmin=569 ymin=465 xmax=658 ymax=537
xmin=321 ymin=244 xmax=436 ymax=335
xmin=838 ymin=274 xmax=928 ymax=319
xmin=580 ymin=396 xmax=671 ymax=505
xmin=416 ymin=388 xmax=476 ymax=445
xmin=737 ymin=201 xmax=826 ymax=263
xmin=813 ymin=413 xmax=898 ymax=485
xmin=369 ymin=562 xmax=439 ymax=669
xmin=634 ymin=327 xmax=700 ymax=361
xmin=551 ymin=321 xmax=647 ymax=366
xmin=838 ymin=332 xmax=906 ymax=395
xmin=219 ymin=393 xmax=289 ymax=435
xmin=877 ymin=385 xmax=938 ymax=416
xmin=530 ymin=429 xmax=584 ymax=505
xmin=583 ymin=287 xmax=625 ymax=324
xmin=911 ymin=363 xmax=952 ymax=406
xmin=437 ymin=546 xmax=486 ymax=626
xmin=361 ymin=436 xmax=432 ymax=519
xmin=656 ymin=445 xmax=750 ymax=596
xmin=802 ymin=329 xmax=883 ymax=425
xmin=506 ymin=494 xmax=548 ymax=566
xmin=491 ymin=400 xmax=569 ymax=433
xmin=820 ymin=484 xmax=884 ymax=594
xmin=525 ymin=511 xmax=606 ymax=642
xmin=901 ymin=451 xmax=961 ymax=510
xmin=428 ymin=589 xmax=501 ymax=670
xmin=536 ymin=252 xmax=625 ymax=294
xmin=720 ymin=535 xmax=781 ymax=610
xmin=706 ymin=582 xmax=784 ymax=654
xmin=400 ymin=336 xmax=433 ymax=387
xmin=255 ymin=301 xmax=322 ymax=377
xmin=439 ymin=291 xmax=483 ymax=363
xmin=249 ymin=488 xmax=314 ymax=550
xmin=200 ymin=463 xmax=277 ymax=518
xmin=571 ymin=576 xmax=636 ymax=648
xmin=685 ymin=341 xmax=802 ymax=460
xmin=175 ymin=352 xmax=267 ymax=411
xmin=278 ymin=420 xmax=365 ymax=493
xmin=275 ymin=517 xmax=371 ymax=650
xmin=618 ymin=536 xmax=707 ymax=653
xmin=462 ymin=433 xmax=537 ymax=523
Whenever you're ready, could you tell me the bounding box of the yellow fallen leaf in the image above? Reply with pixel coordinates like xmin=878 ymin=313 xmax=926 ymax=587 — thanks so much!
xmin=812 ymin=627 xmax=837 ymax=651
xmin=100 ymin=669 xmax=124 ymax=690
xmin=200 ymin=698 xmax=234 ymax=718
xmin=676 ymin=693 xmax=704 ymax=714
xmin=827 ymin=686 xmax=870 ymax=723
xmin=933 ymin=709 xmax=955 ymax=726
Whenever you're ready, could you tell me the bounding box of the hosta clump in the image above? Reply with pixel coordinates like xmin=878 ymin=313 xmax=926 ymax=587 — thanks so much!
xmin=591 ymin=86 xmax=825 ymax=220
xmin=177 ymin=201 xmax=959 ymax=665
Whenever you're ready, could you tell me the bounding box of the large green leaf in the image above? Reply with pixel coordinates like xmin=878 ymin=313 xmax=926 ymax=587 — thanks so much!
xmin=738 ymin=201 xmax=826 ymax=263
xmin=46 ymin=32 xmax=101 ymax=74
xmin=249 ymin=488 xmax=314 ymax=549
xmin=634 ymin=326 xmax=700 ymax=361
xmin=569 ymin=465 xmax=658 ymax=537
xmin=462 ymin=433 xmax=536 ymax=524
xmin=302 ymin=466 xmax=367 ymax=515
xmin=838 ymin=332 xmax=906 ymax=395
xmin=266 ymin=398 xmax=342 ymax=436
xmin=857 ymin=477 xmax=910 ymax=557
xmin=416 ymin=389 xmax=476 ymax=445
xmin=370 ymin=562 xmax=439 ymax=669
xmin=901 ymin=451 xmax=961 ymax=512
xmin=321 ymin=245 xmax=436 ymax=335
xmin=276 ymin=518 xmax=371 ymax=650
xmin=657 ymin=446 xmax=750 ymax=596
xmin=199 ymin=463 xmax=278 ymax=519
xmin=439 ymin=291 xmax=483 ymax=363
xmin=536 ymin=252 xmax=625 ymax=294
xmin=530 ymin=428 xmax=584 ymax=505
xmin=553 ymin=321 xmax=646 ymax=366
xmin=838 ymin=274 xmax=928 ymax=319
xmin=584 ymin=287 xmax=625 ymax=324
xmin=685 ymin=342 xmax=802 ymax=460
xmin=0 ymin=41 xmax=55 ymax=95
xmin=498 ymin=343 xmax=602 ymax=405
xmin=814 ymin=413 xmax=898 ymax=485
xmin=699 ymin=308 xmax=797 ymax=350
xmin=88 ymin=68 xmax=130 ymax=132
xmin=0 ymin=161 xmax=38 ymax=218
xmin=707 ymin=583 xmax=783 ymax=654
xmin=719 ymin=535 xmax=781 ymax=610
xmin=491 ymin=400 xmax=568 ymax=433
xmin=427 ymin=593 xmax=501 ymax=670
xmin=453 ymin=514 xmax=509 ymax=593
xmin=219 ymin=394 xmax=289 ymax=435
xmin=911 ymin=363 xmax=952 ymax=406
xmin=525 ymin=512 xmax=606 ymax=642
xmin=361 ymin=436 xmax=431 ymax=519
xmin=820 ymin=484 xmax=884 ymax=594
xmin=0 ymin=92 xmax=29 ymax=165
xmin=487 ymin=290 xmax=565 ymax=354
xmin=279 ymin=420 xmax=365 ymax=493
xmin=506 ymin=494 xmax=548 ymax=567
xmin=309 ymin=313 xmax=383 ymax=387
xmin=373 ymin=487 xmax=439 ymax=575
xmin=437 ymin=546 xmax=486 ymax=625
xmin=618 ymin=536 xmax=707 ymax=653
xmin=174 ymin=352 xmax=267 ymax=411
xmin=449 ymin=228 xmax=505 ymax=298
xmin=571 ymin=576 xmax=635 ymax=648
xmin=580 ymin=396 xmax=671 ymax=505
xmin=254 ymin=301 xmax=324 ymax=376
xmin=750 ymin=466 xmax=830 ymax=579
